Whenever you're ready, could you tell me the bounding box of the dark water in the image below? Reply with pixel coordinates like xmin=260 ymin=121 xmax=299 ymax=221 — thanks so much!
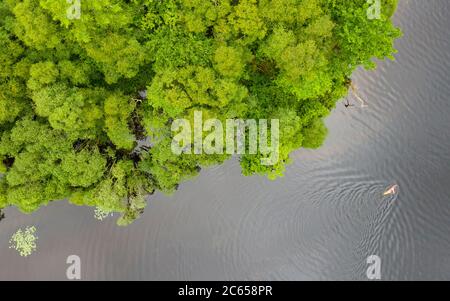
xmin=1 ymin=0 xmax=450 ymax=280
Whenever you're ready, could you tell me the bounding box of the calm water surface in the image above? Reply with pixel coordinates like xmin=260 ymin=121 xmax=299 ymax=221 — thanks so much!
xmin=1 ymin=0 xmax=450 ymax=280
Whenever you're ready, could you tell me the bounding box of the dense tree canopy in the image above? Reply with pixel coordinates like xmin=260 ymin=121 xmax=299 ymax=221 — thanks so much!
xmin=0 ymin=0 xmax=401 ymax=225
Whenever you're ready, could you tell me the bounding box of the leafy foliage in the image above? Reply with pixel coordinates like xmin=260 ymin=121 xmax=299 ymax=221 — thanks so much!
xmin=0 ymin=0 xmax=401 ymax=224
xmin=9 ymin=226 xmax=38 ymax=257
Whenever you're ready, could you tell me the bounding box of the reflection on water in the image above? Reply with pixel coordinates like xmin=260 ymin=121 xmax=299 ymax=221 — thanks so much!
xmin=2 ymin=0 xmax=450 ymax=280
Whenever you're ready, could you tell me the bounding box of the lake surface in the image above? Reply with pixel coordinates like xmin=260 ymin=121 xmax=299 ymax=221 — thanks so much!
xmin=1 ymin=0 xmax=450 ymax=280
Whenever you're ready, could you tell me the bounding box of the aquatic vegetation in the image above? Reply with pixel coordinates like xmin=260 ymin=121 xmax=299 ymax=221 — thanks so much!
xmin=9 ymin=226 xmax=38 ymax=257
xmin=0 ymin=0 xmax=401 ymax=225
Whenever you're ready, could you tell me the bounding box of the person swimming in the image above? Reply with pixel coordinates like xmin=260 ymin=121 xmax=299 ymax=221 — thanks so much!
xmin=383 ymin=184 xmax=399 ymax=196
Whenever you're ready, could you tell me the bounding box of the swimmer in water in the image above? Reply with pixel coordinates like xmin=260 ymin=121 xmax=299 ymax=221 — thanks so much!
xmin=383 ymin=184 xmax=399 ymax=196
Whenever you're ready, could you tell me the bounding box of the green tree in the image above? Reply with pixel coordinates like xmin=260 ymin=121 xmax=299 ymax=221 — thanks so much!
xmin=0 ymin=0 xmax=401 ymax=225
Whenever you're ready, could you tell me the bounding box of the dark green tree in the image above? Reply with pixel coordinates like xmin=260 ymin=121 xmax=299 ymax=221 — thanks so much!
xmin=0 ymin=0 xmax=401 ymax=224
